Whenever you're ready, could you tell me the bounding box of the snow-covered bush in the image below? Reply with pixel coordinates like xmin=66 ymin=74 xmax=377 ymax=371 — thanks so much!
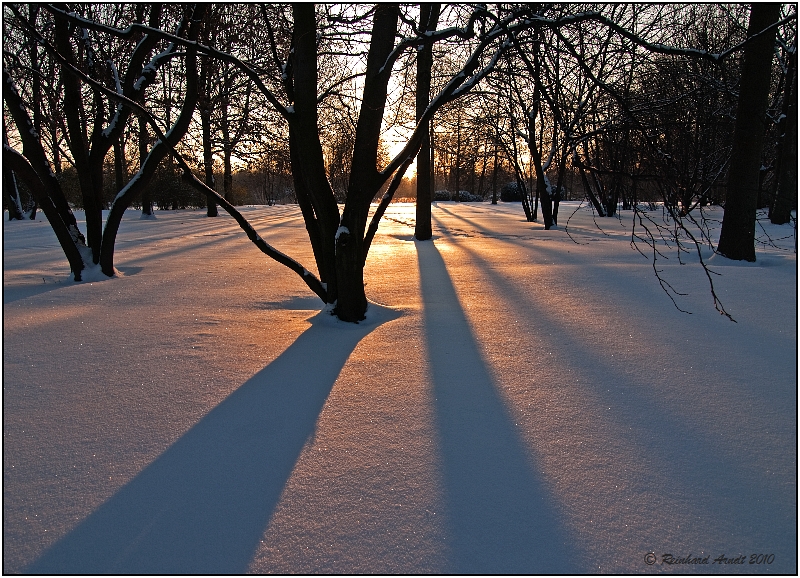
xmin=500 ymin=182 xmax=522 ymax=202
xmin=454 ymin=191 xmax=484 ymax=202
xmin=433 ymin=190 xmax=484 ymax=202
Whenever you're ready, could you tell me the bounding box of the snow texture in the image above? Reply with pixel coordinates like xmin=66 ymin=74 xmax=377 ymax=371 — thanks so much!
xmin=3 ymin=202 xmax=796 ymax=574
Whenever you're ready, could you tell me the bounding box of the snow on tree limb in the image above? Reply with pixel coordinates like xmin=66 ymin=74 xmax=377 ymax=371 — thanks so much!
xmin=43 ymin=5 xmax=293 ymax=121
xmin=37 ymin=31 xmax=328 ymax=302
xmin=380 ymin=11 xmax=535 ymax=182
xmin=535 ymin=9 xmax=796 ymax=63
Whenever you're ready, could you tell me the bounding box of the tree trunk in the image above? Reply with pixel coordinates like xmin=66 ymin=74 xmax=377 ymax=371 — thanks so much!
xmin=200 ymin=43 xmax=218 ymax=217
xmin=99 ymin=6 xmax=206 ymax=275
xmin=3 ymin=129 xmax=24 ymax=220
xmin=114 ymin=138 xmax=125 ymax=194
xmin=491 ymin=138 xmax=499 ymax=204
xmin=223 ymin=148 xmax=233 ymax=200
xmin=4 ymin=164 xmax=24 ymax=220
xmin=336 ymin=4 xmax=399 ymax=322
xmin=414 ymin=3 xmax=439 ymax=241
xmin=2 ymin=74 xmax=86 ymax=278
xmin=717 ymin=3 xmax=781 ymax=261
xmin=453 ymin=108 xmax=462 ymax=201
xmin=580 ymin=165 xmax=606 ymax=217
xmin=203 ymin=116 xmax=217 ymax=217
xmin=55 ymin=14 xmax=104 ymax=262
xmin=476 ymin=135 xmax=488 ymax=199
xmin=527 ymin=107 xmax=553 ymax=229
xmin=770 ymin=49 xmax=797 ymax=225
xmin=289 ymin=4 xmax=341 ymax=303
xmin=139 ymin=116 xmax=154 ymax=216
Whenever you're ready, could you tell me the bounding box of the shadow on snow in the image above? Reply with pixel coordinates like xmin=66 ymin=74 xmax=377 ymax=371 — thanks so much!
xmin=415 ymin=239 xmax=578 ymax=574
xmin=28 ymin=306 xmax=397 ymax=574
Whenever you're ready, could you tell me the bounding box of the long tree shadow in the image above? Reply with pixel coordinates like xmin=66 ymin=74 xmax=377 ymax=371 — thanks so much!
xmin=416 ymin=240 xmax=578 ymax=574
xmin=28 ymin=306 xmax=398 ymax=574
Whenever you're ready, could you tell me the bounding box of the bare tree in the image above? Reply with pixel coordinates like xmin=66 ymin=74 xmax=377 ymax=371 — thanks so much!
xmin=414 ymin=3 xmax=440 ymax=241
xmin=769 ymin=15 xmax=798 ymax=225
xmin=4 ymin=3 xmax=206 ymax=278
xmin=718 ymin=3 xmax=782 ymax=261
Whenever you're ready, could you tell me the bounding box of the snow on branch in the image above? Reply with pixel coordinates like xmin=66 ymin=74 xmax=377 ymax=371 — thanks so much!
xmin=29 ymin=21 xmax=327 ymax=301
xmin=542 ymin=10 xmax=798 ymax=63
xmin=377 ymin=5 xmax=491 ymax=75
xmin=102 ymin=59 xmax=124 ymax=138
xmin=43 ymin=5 xmax=293 ymax=121
xmin=380 ymin=12 xmax=536 ymax=181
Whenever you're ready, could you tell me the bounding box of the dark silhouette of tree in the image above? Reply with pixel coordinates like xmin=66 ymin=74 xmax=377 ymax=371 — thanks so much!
xmin=414 ymin=3 xmax=440 ymax=241
xmin=718 ymin=3 xmax=782 ymax=261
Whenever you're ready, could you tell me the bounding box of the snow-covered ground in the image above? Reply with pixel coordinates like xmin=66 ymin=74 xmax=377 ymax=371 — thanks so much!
xmin=3 ymin=201 xmax=796 ymax=574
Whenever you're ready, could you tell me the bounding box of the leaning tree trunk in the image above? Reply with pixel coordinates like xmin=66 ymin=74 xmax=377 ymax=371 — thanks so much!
xmin=99 ymin=7 xmax=206 ymax=275
xmin=3 ymin=66 xmax=86 ymax=277
xmin=717 ymin=3 xmax=781 ymax=261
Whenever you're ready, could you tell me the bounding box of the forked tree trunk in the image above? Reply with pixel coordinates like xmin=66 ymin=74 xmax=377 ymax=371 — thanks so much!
xmin=99 ymin=7 xmax=206 ymax=275
xmin=718 ymin=3 xmax=781 ymax=261
xmin=287 ymin=4 xmax=400 ymax=322
xmin=337 ymin=5 xmax=399 ymax=321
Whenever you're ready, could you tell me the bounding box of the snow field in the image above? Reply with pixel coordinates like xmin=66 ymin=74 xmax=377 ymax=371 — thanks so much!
xmin=3 ymin=201 xmax=796 ymax=573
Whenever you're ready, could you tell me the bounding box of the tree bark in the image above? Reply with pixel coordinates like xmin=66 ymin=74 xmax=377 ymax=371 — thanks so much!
xmin=717 ymin=3 xmax=781 ymax=261
xmin=289 ymin=4 xmax=341 ymax=303
xmin=336 ymin=4 xmax=399 ymax=321
xmin=414 ymin=3 xmax=440 ymax=241
xmin=99 ymin=6 xmax=206 ymax=275
xmin=54 ymin=14 xmax=104 ymax=262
